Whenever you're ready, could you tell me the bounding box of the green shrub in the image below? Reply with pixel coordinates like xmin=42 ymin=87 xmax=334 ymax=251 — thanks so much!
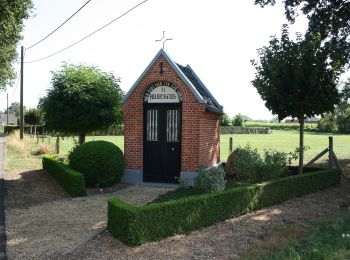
xmin=226 ymin=146 xmax=298 ymax=182
xmin=260 ymin=150 xmax=290 ymax=180
xmin=4 ymin=125 xmax=45 ymax=135
xmin=108 ymin=169 xmax=340 ymax=245
xmin=4 ymin=125 xmax=20 ymax=134
xmin=194 ymin=166 xmax=226 ymax=192
xmin=318 ymin=114 xmax=338 ymax=133
xmin=42 ymin=156 xmax=87 ymax=197
xmin=225 ymin=145 xmax=262 ymax=181
xmin=68 ymin=140 xmax=124 ymax=187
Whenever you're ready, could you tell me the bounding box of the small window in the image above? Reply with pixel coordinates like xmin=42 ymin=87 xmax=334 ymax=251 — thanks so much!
xmin=147 ymin=109 xmax=158 ymax=141
xmin=167 ymin=109 xmax=179 ymax=142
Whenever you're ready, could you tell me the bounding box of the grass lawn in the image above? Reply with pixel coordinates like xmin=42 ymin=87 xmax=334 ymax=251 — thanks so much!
xmin=59 ymin=130 xmax=350 ymax=164
xmin=6 ymin=130 xmax=350 ymax=172
xmin=221 ymin=130 xmax=350 ymax=163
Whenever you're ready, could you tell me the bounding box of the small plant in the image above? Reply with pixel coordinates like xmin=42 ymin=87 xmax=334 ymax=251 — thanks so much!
xmin=194 ymin=166 xmax=226 ymax=192
xmin=175 ymin=177 xmax=190 ymax=189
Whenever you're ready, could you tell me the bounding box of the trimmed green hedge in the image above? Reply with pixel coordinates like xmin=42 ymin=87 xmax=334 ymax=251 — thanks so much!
xmin=108 ymin=169 xmax=340 ymax=245
xmin=4 ymin=125 xmax=45 ymax=134
xmin=4 ymin=125 xmax=20 ymax=134
xmin=42 ymin=156 xmax=87 ymax=197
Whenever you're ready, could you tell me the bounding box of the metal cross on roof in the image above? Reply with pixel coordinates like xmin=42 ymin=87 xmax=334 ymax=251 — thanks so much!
xmin=155 ymin=31 xmax=173 ymax=49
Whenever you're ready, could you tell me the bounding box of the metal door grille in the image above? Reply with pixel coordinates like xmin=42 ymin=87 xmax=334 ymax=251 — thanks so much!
xmin=167 ymin=109 xmax=179 ymax=142
xmin=147 ymin=109 xmax=158 ymax=141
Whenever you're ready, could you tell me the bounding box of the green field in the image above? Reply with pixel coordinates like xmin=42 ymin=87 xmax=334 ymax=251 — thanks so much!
xmin=55 ymin=130 xmax=350 ymax=164
xmin=221 ymin=130 xmax=350 ymax=163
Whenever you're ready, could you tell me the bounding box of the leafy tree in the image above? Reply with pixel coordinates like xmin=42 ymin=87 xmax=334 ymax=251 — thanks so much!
xmin=320 ymin=79 xmax=350 ymax=134
xmin=232 ymin=113 xmax=245 ymax=126
xmin=24 ymin=108 xmax=42 ymax=135
xmin=336 ymin=105 xmax=350 ymax=134
xmin=341 ymin=79 xmax=350 ymax=103
xmin=335 ymin=79 xmax=350 ymax=133
xmin=5 ymin=102 xmax=25 ymax=117
xmin=0 ymin=0 xmax=33 ymax=90
xmin=220 ymin=113 xmax=232 ymax=126
xmin=41 ymin=64 xmax=123 ymax=145
xmin=318 ymin=113 xmax=337 ymax=133
xmin=254 ymin=0 xmax=350 ymax=72
xmin=251 ymin=26 xmax=340 ymax=174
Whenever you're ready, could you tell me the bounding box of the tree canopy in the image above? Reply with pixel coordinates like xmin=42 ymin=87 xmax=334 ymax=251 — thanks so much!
xmin=232 ymin=113 xmax=245 ymax=126
xmin=0 ymin=0 xmax=33 ymax=90
xmin=5 ymin=102 xmax=25 ymax=117
xmin=251 ymin=25 xmax=341 ymax=173
xmin=254 ymin=0 xmax=350 ymax=71
xmin=220 ymin=113 xmax=232 ymax=126
xmin=251 ymin=26 xmax=340 ymax=121
xmin=24 ymin=108 xmax=42 ymax=126
xmin=41 ymin=64 xmax=124 ymax=144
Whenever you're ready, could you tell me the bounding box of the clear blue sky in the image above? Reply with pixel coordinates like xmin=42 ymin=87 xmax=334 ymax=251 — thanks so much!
xmin=0 ymin=0 xmax=319 ymax=119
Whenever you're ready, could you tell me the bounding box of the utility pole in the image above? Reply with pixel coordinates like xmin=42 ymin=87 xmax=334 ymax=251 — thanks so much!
xmin=6 ymin=93 xmax=8 ymax=125
xmin=20 ymin=46 xmax=24 ymax=139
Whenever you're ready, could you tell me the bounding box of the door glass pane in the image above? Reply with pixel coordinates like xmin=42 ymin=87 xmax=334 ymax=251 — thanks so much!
xmin=147 ymin=109 xmax=158 ymax=141
xmin=167 ymin=109 xmax=179 ymax=142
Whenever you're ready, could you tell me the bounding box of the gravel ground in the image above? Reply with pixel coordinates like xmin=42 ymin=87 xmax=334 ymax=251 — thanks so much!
xmin=5 ymin=169 xmax=69 ymax=209
xmin=5 ymin=159 xmax=350 ymax=260
xmin=55 ymin=179 xmax=350 ymax=260
xmin=6 ymin=185 xmax=173 ymax=259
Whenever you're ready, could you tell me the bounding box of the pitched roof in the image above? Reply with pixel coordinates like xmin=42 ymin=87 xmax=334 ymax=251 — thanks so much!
xmin=0 ymin=113 xmax=17 ymax=125
xmin=122 ymin=49 xmax=223 ymax=114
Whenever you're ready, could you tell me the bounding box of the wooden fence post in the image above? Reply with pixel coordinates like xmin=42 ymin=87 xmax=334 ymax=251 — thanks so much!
xmin=329 ymin=136 xmax=334 ymax=168
xmin=229 ymin=137 xmax=233 ymax=154
xmin=55 ymin=133 xmax=60 ymax=154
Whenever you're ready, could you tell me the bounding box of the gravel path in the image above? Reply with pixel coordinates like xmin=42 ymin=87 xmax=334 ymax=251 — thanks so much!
xmin=58 ymin=179 xmax=350 ymax=260
xmin=6 ymin=186 xmax=173 ymax=259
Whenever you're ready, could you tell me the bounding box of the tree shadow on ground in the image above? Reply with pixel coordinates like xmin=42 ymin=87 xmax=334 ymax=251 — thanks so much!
xmin=4 ymin=169 xmax=69 ymax=209
xmin=4 ymin=168 xmax=131 ymax=209
xmin=313 ymin=158 xmax=350 ymax=176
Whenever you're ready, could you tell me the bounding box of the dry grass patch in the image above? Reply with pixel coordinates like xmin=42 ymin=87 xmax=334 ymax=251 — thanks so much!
xmin=5 ymin=130 xmax=54 ymax=171
xmin=242 ymin=223 xmax=308 ymax=259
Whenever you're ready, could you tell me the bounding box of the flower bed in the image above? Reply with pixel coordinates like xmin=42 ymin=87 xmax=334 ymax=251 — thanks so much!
xmin=108 ymin=169 xmax=340 ymax=245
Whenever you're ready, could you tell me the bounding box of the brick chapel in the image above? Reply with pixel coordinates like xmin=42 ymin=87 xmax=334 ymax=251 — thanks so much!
xmin=122 ymin=49 xmax=223 ymax=185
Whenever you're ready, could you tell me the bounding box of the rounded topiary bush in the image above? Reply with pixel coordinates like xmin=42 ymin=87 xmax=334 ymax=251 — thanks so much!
xmin=68 ymin=140 xmax=124 ymax=187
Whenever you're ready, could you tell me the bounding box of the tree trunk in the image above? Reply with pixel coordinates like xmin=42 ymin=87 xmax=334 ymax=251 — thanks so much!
xmin=79 ymin=132 xmax=86 ymax=145
xmin=298 ymin=117 xmax=304 ymax=174
xmin=34 ymin=125 xmax=37 ymax=137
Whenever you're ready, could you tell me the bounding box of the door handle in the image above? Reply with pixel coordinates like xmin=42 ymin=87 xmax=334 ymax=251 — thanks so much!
xmin=171 ymin=147 xmax=174 ymax=151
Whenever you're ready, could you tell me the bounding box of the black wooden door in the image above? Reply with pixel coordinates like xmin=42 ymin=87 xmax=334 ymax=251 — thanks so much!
xmin=143 ymin=104 xmax=181 ymax=183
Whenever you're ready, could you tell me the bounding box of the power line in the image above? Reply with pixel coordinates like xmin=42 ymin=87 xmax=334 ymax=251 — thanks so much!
xmin=26 ymin=0 xmax=92 ymax=50
xmin=25 ymin=0 xmax=149 ymax=64
xmin=9 ymin=55 xmax=24 ymax=101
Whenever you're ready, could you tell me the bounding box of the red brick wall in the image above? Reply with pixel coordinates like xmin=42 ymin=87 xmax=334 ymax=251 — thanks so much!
xmin=123 ymin=54 xmax=220 ymax=172
xmin=199 ymin=112 xmax=221 ymax=166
